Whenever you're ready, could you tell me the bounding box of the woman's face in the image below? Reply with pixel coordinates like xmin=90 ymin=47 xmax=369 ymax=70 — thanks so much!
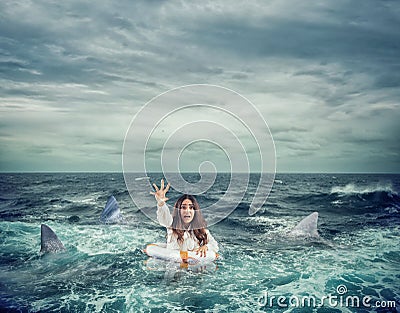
xmin=180 ymin=199 xmax=195 ymax=226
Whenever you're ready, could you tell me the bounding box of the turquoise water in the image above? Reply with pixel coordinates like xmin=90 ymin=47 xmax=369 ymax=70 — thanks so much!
xmin=0 ymin=173 xmax=399 ymax=312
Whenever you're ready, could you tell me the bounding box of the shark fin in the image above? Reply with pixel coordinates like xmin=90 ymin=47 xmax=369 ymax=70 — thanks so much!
xmin=40 ymin=224 xmax=66 ymax=253
xmin=288 ymin=212 xmax=319 ymax=238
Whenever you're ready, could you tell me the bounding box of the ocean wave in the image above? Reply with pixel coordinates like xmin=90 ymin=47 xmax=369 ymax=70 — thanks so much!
xmin=329 ymin=183 xmax=400 ymax=212
xmin=331 ymin=183 xmax=397 ymax=196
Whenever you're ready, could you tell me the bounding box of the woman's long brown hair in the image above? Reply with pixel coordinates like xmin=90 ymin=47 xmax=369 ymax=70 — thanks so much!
xmin=171 ymin=194 xmax=208 ymax=247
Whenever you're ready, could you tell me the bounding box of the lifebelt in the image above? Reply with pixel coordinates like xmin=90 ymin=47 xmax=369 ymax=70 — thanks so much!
xmin=144 ymin=243 xmax=218 ymax=265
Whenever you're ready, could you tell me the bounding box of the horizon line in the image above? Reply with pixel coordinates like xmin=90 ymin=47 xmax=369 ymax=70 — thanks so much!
xmin=0 ymin=171 xmax=399 ymax=175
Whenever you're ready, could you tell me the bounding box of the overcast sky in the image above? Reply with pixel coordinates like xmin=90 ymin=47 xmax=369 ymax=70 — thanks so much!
xmin=0 ymin=0 xmax=399 ymax=173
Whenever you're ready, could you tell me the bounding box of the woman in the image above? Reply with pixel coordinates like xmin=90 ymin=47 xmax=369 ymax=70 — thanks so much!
xmin=150 ymin=179 xmax=219 ymax=258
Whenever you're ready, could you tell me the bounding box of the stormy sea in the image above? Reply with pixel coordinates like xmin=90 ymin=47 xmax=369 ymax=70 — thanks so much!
xmin=0 ymin=173 xmax=399 ymax=312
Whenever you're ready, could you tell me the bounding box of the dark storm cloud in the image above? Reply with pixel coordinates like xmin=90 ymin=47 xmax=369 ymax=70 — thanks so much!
xmin=0 ymin=0 xmax=399 ymax=172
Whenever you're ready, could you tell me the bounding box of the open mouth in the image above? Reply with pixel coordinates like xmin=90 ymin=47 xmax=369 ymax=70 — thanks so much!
xmin=183 ymin=215 xmax=191 ymax=219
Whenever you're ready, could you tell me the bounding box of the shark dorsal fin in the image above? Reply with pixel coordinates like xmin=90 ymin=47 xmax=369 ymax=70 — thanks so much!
xmin=289 ymin=212 xmax=319 ymax=237
xmin=100 ymin=195 xmax=123 ymax=223
xmin=40 ymin=224 xmax=66 ymax=253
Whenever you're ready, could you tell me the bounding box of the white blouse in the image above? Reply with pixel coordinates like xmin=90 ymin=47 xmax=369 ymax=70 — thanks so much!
xmin=156 ymin=203 xmax=219 ymax=252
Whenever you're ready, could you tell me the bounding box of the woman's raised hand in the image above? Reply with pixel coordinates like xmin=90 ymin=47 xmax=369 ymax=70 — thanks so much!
xmin=150 ymin=179 xmax=170 ymax=206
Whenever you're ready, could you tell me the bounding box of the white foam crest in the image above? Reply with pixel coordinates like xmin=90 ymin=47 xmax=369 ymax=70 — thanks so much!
xmin=63 ymin=196 xmax=98 ymax=205
xmin=73 ymin=225 xmax=154 ymax=256
xmin=331 ymin=182 xmax=396 ymax=195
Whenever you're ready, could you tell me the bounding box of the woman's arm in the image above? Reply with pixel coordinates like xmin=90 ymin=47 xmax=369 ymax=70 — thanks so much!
xmin=206 ymin=230 xmax=219 ymax=253
xmin=195 ymin=229 xmax=219 ymax=257
xmin=150 ymin=179 xmax=172 ymax=227
xmin=156 ymin=202 xmax=173 ymax=227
